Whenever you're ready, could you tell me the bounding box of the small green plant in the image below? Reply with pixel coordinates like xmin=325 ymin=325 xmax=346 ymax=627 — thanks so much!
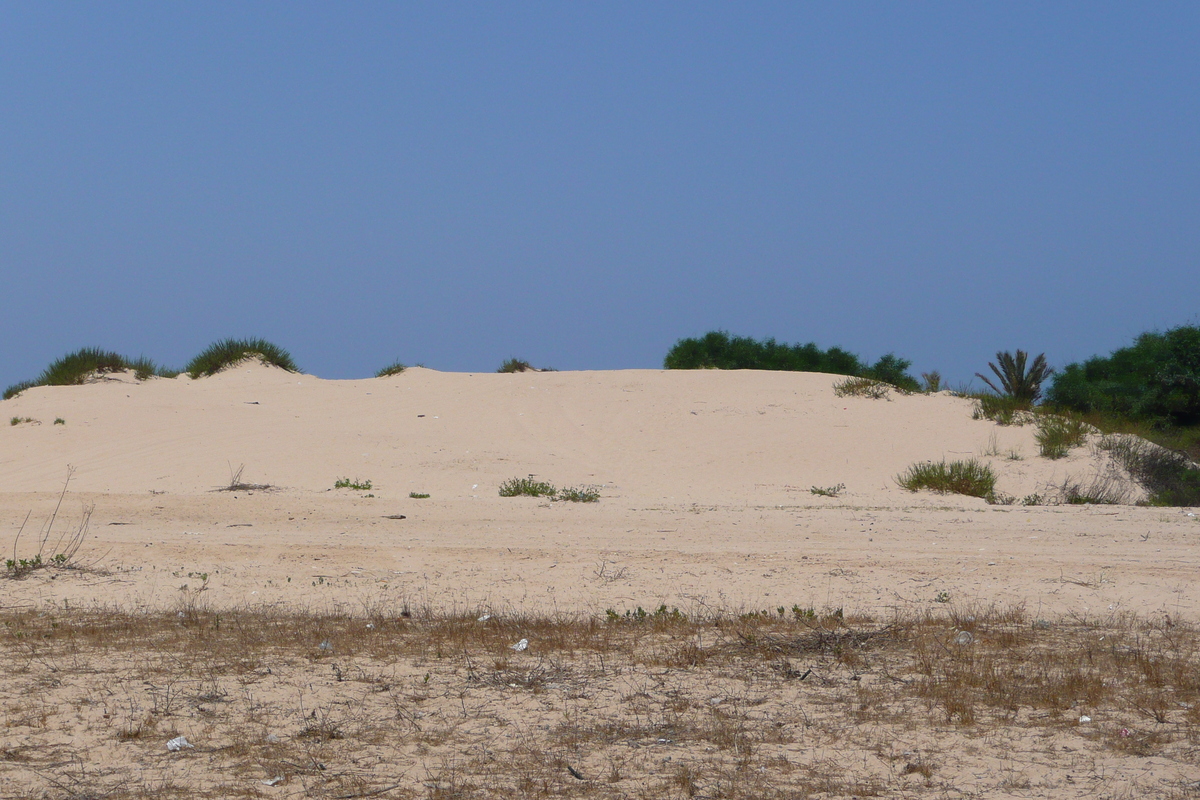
xmin=376 ymin=361 xmax=407 ymax=377
xmin=972 ymin=394 xmax=1031 ymax=426
xmin=409 ymin=492 xmax=430 ymax=499
xmin=53 ymin=418 xmax=65 ymax=425
xmin=10 ymin=416 xmax=35 ymax=426
xmin=833 ymin=376 xmax=891 ymax=399
xmin=185 ymin=338 xmax=298 ymax=378
xmin=334 ymin=478 xmax=372 ymax=491
xmin=810 ymin=483 xmax=845 ymax=497
xmin=896 ymin=459 xmax=998 ymax=501
xmin=934 ymin=591 xmax=951 ymax=604
xmin=921 ymin=371 xmax=943 ymax=393
xmin=498 ymin=477 xmax=557 ymax=498
xmin=5 ymin=469 xmax=91 ymax=578
xmin=1035 ymin=413 xmax=1090 ymax=459
xmin=557 ymin=485 xmax=600 ymax=503
xmin=1021 ymin=493 xmax=1043 ymax=506
xmin=497 ymin=358 xmax=535 ymax=373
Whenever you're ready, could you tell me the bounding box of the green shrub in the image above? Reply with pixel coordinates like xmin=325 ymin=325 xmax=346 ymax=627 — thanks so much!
xmin=896 ymin=459 xmax=997 ymax=501
xmin=497 ymin=358 xmax=534 ymax=373
xmin=185 ymin=338 xmax=298 ymax=378
xmin=334 ymin=477 xmax=372 ymax=491
xmin=2 ymin=380 xmax=37 ymax=400
xmin=810 ymin=483 xmax=845 ymax=497
xmin=1047 ymin=325 xmax=1200 ymax=427
xmin=409 ymin=492 xmax=430 ymax=499
xmin=971 ymin=394 xmax=1031 ymax=426
xmin=558 ymin=485 xmax=600 ymax=503
xmin=1034 ymin=414 xmax=1090 ymax=459
xmin=376 ymin=361 xmax=407 ymax=377
xmin=498 ymin=477 xmax=557 ymax=498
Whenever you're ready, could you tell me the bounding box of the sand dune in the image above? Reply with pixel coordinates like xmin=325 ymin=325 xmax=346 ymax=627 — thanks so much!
xmin=1 ymin=364 xmax=1193 ymax=617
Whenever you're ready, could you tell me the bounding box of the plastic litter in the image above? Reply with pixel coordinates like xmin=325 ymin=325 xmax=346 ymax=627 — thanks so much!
xmin=477 ymin=614 xmax=491 ymax=622
xmin=262 ymin=776 xmax=284 ymax=786
xmin=166 ymin=736 xmax=193 ymax=751
xmin=1079 ymin=715 xmax=1091 ymax=723
xmin=954 ymin=631 xmax=974 ymax=646
xmin=511 ymin=638 xmax=528 ymax=652
xmin=318 ymin=640 xmax=332 ymax=651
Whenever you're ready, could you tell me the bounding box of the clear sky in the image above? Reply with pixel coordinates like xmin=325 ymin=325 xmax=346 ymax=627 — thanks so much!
xmin=2 ymin=3 xmax=1197 ymax=388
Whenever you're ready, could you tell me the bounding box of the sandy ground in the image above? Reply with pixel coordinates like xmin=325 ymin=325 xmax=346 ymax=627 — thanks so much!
xmin=0 ymin=364 xmax=1195 ymax=619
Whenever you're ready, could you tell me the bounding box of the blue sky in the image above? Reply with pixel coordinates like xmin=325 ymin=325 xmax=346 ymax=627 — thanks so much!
xmin=2 ymin=3 xmax=1197 ymax=388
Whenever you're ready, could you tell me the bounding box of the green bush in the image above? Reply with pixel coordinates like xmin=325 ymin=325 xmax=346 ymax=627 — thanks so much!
xmin=376 ymin=361 xmax=407 ymax=377
xmin=1047 ymin=326 xmax=1200 ymax=427
xmin=833 ymin=376 xmax=891 ymax=399
xmin=497 ymin=358 xmax=534 ymax=373
xmin=896 ymin=459 xmax=997 ymax=501
xmin=663 ymin=331 xmax=919 ymax=390
xmin=4 ymin=348 xmax=172 ymax=399
xmin=185 ymin=338 xmax=298 ymax=378
xmin=1034 ymin=414 xmax=1090 ymax=459
xmin=557 ymin=485 xmax=600 ymax=503
xmin=498 ymin=477 xmax=558 ymax=498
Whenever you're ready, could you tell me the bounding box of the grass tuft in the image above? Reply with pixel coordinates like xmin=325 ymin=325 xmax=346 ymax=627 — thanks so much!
xmin=810 ymin=483 xmax=845 ymax=497
xmin=498 ymin=358 xmax=535 ymax=373
xmin=896 ymin=459 xmax=997 ymax=501
xmin=409 ymin=492 xmax=430 ymax=499
xmin=375 ymin=360 xmax=407 ymax=377
xmin=557 ymin=485 xmax=601 ymax=503
xmin=1096 ymin=434 xmax=1200 ymax=506
xmin=4 ymin=348 xmax=173 ymax=399
xmin=833 ymin=376 xmax=891 ymax=399
xmin=1034 ymin=413 xmax=1091 ymax=459
xmin=184 ymin=338 xmax=298 ymax=378
xmin=334 ymin=477 xmax=372 ymax=491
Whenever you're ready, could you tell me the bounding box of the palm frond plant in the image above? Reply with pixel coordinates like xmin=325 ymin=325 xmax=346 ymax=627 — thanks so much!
xmin=976 ymin=350 xmax=1053 ymax=408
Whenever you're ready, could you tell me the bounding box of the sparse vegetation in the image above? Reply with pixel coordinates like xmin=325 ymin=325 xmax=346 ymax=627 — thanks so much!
xmin=53 ymin=417 xmax=65 ymax=425
xmin=5 ymin=468 xmax=92 ymax=578
xmin=10 ymin=416 xmax=35 ymax=426
xmin=809 ymin=483 xmax=845 ymax=497
xmin=897 ymin=459 xmax=998 ymax=501
xmin=971 ymin=393 xmax=1032 ymax=425
xmin=498 ymin=358 xmax=536 ymax=373
xmin=214 ymin=463 xmax=274 ymax=492
xmin=409 ymin=491 xmax=430 ymax=499
xmin=1034 ymin=413 xmax=1091 ymax=459
xmin=334 ymin=477 xmax=372 ymax=491
xmin=1096 ymin=434 xmax=1200 ymax=506
xmin=0 ymin=602 xmax=1197 ymax=799
xmin=557 ymin=485 xmax=601 ymax=503
xmin=184 ymin=337 xmax=298 ymax=378
xmin=375 ymin=360 xmax=407 ymax=377
xmin=1053 ymin=473 xmax=1132 ymax=505
xmin=921 ymin=370 xmax=942 ymax=393
xmin=833 ymin=376 xmax=891 ymax=399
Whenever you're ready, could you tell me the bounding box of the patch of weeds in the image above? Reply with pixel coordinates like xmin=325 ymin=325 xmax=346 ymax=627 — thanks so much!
xmin=498 ymin=358 xmax=534 ymax=373
xmin=10 ymin=417 xmax=36 ymax=426
xmin=4 ymin=348 xmax=174 ymax=398
xmin=920 ymin=371 xmax=942 ymax=393
xmin=376 ymin=360 xmax=406 ymax=377
xmin=498 ymin=477 xmax=558 ymax=498
xmin=810 ymin=483 xmax=845 ymax=497
xmin=934 ymin=591 xmax=951 ymax=604
xmin=833 ymin=376 xmax=891 ymax=399
xmin=334 ymin=477 xmax=372 ymax=491
xmin=53 ymin=418 xmax=65 ymax=425
xmin=1054 ymin=474 xmax=1132 ymax=505
xmin=557 ymin=485 xmax=600 ymax=503
xmin=1096 ymin=435 xmax=1200 ymax=506
xmin=896 ymin=459 xmax=998 ymax=502
xmin=1035 ymin=413 xmax=1091 ymax=459
xmin=5 ymin=468 xmax=92 ymax=578
xmin=185 ymin=338 xmax=298 ymax=378
xmin=214 ymin=464 xmax=274 ymax=492
xmin=2 ymin=380 xmax=37 ymax=400
xmin=1021 ymin=493 xmax=1043 ymax=506
xmin=972 ymin=394 xmax=1032 ymax=426
xmin=409 ymin=492 xmax=430 ymax=499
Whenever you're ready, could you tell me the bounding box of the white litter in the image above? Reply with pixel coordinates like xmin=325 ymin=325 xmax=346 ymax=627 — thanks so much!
xmin=477 ymin=614 xmax=491 ymax=622
xmin=262 ymin=776 xmax=284 ymax=786
xmin=166 ymin=736 xmax=193 ymax=751
xmin=265 ymin=733 xmax=280 ymax=743
xmin=511 ymin=638 xmax=528 ymax=652
xmin=318 ymin=640 xmax=332 ymax=651
xmin=1079 ymin=715 xmax=1092 ymax=723
xmin=954 ymin=631 xmax=974 ymax=646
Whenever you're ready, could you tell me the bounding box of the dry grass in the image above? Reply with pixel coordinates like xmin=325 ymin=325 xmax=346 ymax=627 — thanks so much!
xmin=2 ymin=602 xmax=1199 ymax=798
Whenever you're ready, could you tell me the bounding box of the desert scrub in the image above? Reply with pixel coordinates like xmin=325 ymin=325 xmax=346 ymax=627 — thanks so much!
xmin=185 ymin=338 xmax=298 ymax=378
xmin=4 ymin=348 xmax=172 ymax=399
xmin=498 ymin=477 xmax=557 ymax=498
xmin=10 ymin=416 xmax=35 ymax=426
xmin=1096 ymin=434 xmax=1200 ymax=506
xmin=1035 ymin=413 xmax=1091 ymax=459
xmin=810 ymin=483 xmax=845 ymax=497
xmin=409 ymin=492 xmax=430 ymax=499
xmin=557 ymin=485 xmax=600 ymax=503
xmin=833 ymin=376 xmax=891 ymax=400
xmin=376 ymin=360 xmax=406 ymax=377
xmin=897 ymin=459 xmax=997 ymax=501
xmin=972 ymin=394 xmax=1034 ymax=426
xmin=334 ymin=477 xmax=372 ymax=491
